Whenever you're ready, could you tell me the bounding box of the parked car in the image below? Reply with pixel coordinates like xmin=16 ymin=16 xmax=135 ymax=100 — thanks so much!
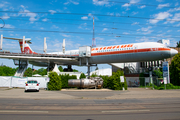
xmin=25 ymin=80 xmax=40 ymax=92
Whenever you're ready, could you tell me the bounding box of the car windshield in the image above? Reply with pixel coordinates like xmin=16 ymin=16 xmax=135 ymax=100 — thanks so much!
xmin=27 ymin=81 xmax=37 ymax=83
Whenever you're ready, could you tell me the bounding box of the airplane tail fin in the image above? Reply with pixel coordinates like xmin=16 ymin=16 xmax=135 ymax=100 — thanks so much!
xmin=19 ymin=40 xmax=37 ymax=54
xmin=3 ymin=37 xmax=37 ymax=54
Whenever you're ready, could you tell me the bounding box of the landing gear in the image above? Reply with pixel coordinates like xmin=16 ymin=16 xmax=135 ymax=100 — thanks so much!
xmin=63 ymin=65 xmax=73 ymax=72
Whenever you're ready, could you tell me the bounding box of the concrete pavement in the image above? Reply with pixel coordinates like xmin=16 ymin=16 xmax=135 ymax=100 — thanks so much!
xmin=0 ymin=87 xmax=180 ymax=100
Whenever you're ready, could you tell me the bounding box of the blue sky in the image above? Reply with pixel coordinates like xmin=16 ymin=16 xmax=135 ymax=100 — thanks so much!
xmin=0 ymin=0 xmax=180 ymax=73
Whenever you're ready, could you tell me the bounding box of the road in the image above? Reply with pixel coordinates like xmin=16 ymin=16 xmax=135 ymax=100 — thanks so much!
xmin=0 ymin=88 xmax=180 ymax=120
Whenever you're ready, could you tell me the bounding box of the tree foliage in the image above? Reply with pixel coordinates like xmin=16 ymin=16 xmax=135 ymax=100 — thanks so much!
xmin=170 ymin=53 xmax=180 ymax=86
xmin=58 ymin=66 xmax=63 ymax=72
xmin=100 ymin=70 xmax=127 ymax=90
xmin=176 ymin=41 xmax=180 ymax=47
xmin=48 ymin=72 xmax=62 ymax=90
xmin=79 ymin=73 xmax=86 ymax=79
xmin=139 ymin=72 xmax=145 ymax=86
xmin=153 ymin=69 xmax=163 ymax=78
xmin=24 ymin=67 xmax=33 ymax=77
xmin=0 ymin=65 xmax=17 ymax=76
xmin=91 ymin=73 xmax=98 ymax=77
xmin=60 ymin=74 xmax=77 ymax=88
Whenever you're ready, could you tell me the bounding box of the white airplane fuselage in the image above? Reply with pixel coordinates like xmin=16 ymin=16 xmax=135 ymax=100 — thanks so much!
xmin=47 ymin=42 xmax=177 ymax=66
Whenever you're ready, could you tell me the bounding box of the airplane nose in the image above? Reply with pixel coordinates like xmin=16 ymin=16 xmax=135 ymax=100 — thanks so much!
xmin=170 ymin=49 xmax=178 ymax=57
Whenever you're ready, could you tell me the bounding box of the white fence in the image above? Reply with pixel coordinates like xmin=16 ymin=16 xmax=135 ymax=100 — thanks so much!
xmin=126 ymin=77 xmax=159 ymax=87
xmin=0 ymin=76 xmax=49 ymax=88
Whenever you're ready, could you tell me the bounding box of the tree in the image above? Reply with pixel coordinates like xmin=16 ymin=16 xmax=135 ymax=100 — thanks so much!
xmin=176 ymin=41 xmax=180 ymax=47
xmin=100 ymin=70 xmax=127 ymax=90
xmin=0 ymin=65 xmax=17 ymax=76
xmin=170 ymin=53 xmax=180 ymax=86
xmin=95 ymin=67 xmax=98 ymax=70
xmin=73 ymin=69 xmax=79 ymax=72
xmin=80 ymin=73 xmax=86 ymax=79
xmin=24 ymin=67 xmax=33 ymax=77
xmin=48 ymin=72 xmax=62 ymax=90
xmin=58 ymin=66 xmax=63 ymax=72
xmin=91 ymin=73 xmax=98 ymax=77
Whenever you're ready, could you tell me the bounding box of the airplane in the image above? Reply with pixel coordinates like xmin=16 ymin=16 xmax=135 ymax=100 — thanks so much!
xmin=0 ymin=35 xmax=178 ymax=77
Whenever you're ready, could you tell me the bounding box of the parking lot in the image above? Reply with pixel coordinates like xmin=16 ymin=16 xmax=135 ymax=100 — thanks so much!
xmin=0 ymin=87 xmax=180 ymax=100
xmin=0 ymin=87 xmax=180 ymax=120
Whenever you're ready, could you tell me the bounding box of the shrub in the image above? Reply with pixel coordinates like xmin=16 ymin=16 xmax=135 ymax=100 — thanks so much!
xmin=79 ymin=73 xmax=86 ymax=79
xmin=60 ymin=74 xmax=77 ymax=88
xmin=100 ymin=70 xmax=127 ymax=90
xmin=48 ymin=72 xmax=62 ymax=90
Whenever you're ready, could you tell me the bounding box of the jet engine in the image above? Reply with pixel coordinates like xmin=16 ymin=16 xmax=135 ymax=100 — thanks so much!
xmin=68 ymin=77 xmax=103 ymax=89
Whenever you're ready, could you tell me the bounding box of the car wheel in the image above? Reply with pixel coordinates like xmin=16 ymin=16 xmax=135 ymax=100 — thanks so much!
xmin=37 ymin=90 xmax=39 ymax=92
xmin=25 ymin=90 xmax=27 ymax=92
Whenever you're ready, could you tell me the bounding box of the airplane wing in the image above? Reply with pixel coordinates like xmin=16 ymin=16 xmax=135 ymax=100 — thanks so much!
xmin=0 ymin=52 xmax=79 ymax=66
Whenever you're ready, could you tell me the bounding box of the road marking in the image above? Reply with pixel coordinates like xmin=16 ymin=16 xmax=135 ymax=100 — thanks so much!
xmin=102 ymin=109 xmax=150 ymax=113
xmin=0 ymin=110 xmax=49 ymax=113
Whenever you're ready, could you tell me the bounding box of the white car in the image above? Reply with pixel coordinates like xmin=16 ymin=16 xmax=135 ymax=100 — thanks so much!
xmin=25 ymin=80 xmax=40 ymax=92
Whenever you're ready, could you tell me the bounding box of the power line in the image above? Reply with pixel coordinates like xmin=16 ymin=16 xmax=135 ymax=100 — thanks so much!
xmin=96 ymin=0 xmax=179 ymax=9
xmin=1 ymin=28 xmax=180 ymax=39
xmin=4 ymin=16 xmax=180 ymax=29
xmin=5 ymin=18 xmax=180 ymax=37
xmin=0 ymin=11 xmax=180 ymax=22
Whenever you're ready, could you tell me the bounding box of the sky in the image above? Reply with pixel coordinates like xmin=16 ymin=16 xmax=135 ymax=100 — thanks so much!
xmin=0 ymin=0 xmax=180 ymax=73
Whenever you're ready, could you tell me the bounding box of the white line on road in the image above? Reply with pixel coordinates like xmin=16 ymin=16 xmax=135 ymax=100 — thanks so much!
xmin=0 ymin=110 xmax=49 ymax=113
xmin=102 ymin=109 xmax=150 ymax=113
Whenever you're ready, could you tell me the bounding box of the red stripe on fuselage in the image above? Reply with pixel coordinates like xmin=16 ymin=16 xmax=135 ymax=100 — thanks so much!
xmin=91 ymin=48 xmax=170 ymax=56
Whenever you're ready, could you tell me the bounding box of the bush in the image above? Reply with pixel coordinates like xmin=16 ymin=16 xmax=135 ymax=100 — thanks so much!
xmin=154 ymin=83 xmax=180 ymax=90
xmin=60 ymin=74 xmax=77 ymax=88
xmin=79 ymin=73 xmax=86 ymax=79
xmin=100 ymin=70 xmax=127 ymax=90
xmin=48 ymin=72 xmax=62 ymax=90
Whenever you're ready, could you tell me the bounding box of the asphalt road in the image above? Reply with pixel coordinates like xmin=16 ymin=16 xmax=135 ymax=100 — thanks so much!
xmin=0 ymin=88 xmax=180 ymax=120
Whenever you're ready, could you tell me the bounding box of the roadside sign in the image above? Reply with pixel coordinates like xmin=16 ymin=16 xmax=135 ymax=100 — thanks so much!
xmin=162 ymin=61 xmax=169 ymax=83
xmin=164 ymin=77 xmax=167 ymax=84
xmin=120 ymin=76 xmax=124 ymax=82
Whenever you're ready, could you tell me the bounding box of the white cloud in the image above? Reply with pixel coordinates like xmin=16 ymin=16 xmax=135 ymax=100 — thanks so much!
xmin=96 ymin=37 xmax=104 ymax=41
xmin=62 ymin=34 xmax=71 ymax=38
xmin=93 ymin=0 xmax=111 ymax=6
xmin=175 ymin=23 xmax=180 ymax=27
xmin=130 ymin=0 xmax=140 ymax=3
xmin=122 ymin=3 xmax=130 ymax=7
xmin=81 ymin=16 xmax=88 ymax=20
xmin=107 ymin=12 xmax=114 ymax=16
xmin=42 ymin=18 xmax=48 ymax=22
xmin=123 ymin=32 xmax=130 ymax=35
xmin=172 ymin=13 xmax=180 ymax=20
xmin=132 ymin=22 xmax=139 ymax=25
xmin=149 ymin=12 xmax=172 ymax=24
xmin=102 ymin=28 xmax=108 ymax=32
xmin=0 ymin=24 xmax=14 ymax=28
xmin=137 ymin=26 xmax=154 ymax=34
xmin=18 ymin=6 xmax=38 ymax=22
xmin=167 ymin=30 xmax=172 ymax=32
xmin=139 ymin=5 xmax=146 ymax=9
xmin=0 ymin=1 xmax=11 ymax=10
xmin=116 ymin=13 xmax=121 ymax=16
xmin=177 ymin=30 xmax=180 ymax=32
xmin=49 ymin=10 xmax=56 ymax=14
xmin=51 ymin=25 xmax=59 ymax=29
xmin=157 ymin=3 xmax=170 ymax=9
xmin=132 ymin=11 xmax=138 ymax=15
xmin=175 ymin=2 xmax=179 ymax=6
xmin=122 ymin=0 xmax=140 ymax=7
xmin=2 ymin=13 xmax=10 ymax=19
xmin=64 ymin=0 xmax=79 ymax=5
xmin=64 ymin=2 xmax=69 ymax=5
